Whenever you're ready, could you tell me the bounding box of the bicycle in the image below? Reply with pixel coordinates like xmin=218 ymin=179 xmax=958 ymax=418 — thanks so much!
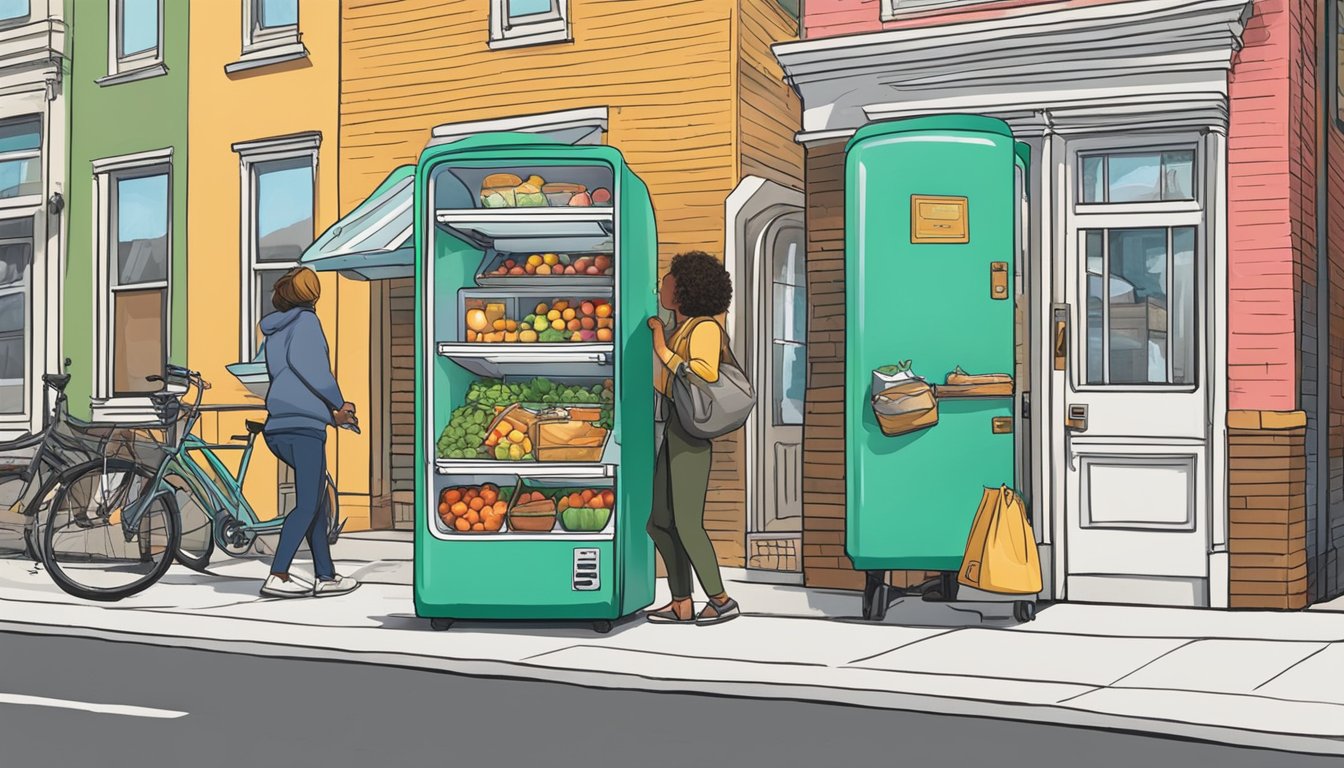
xmin=41 ymin=365 xmax=344 ymax=601
xmin=0 ymin=360 xmax=117 ymax=560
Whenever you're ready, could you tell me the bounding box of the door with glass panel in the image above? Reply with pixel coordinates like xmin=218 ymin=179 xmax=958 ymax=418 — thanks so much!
xmin=1061 ymin=144 xmax=1210 ymax=607
xmin=760 ymin=214 xmax=806 ymax=534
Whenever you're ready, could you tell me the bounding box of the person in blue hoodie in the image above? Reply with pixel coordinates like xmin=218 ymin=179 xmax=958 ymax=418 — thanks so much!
xmin=257 ymin=267 xmax=361 ymax=599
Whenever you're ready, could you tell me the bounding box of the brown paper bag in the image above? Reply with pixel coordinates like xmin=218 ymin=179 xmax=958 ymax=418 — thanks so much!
xmin=958 ymin=485 xmax=1042 ymax=595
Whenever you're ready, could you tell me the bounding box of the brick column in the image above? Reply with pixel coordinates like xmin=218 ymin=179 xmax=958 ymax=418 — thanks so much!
xmin=1227 ymin=410 xmax=1309 ymax=609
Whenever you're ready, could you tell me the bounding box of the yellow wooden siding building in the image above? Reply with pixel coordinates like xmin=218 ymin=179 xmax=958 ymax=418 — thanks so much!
xmin=337 ymin=0 xmax=803 ymax=568
xmin=186 ymin=2 xmax=376 ymax=530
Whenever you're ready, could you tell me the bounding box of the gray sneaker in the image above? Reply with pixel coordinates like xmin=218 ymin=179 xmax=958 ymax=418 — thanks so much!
xmin=261 ymin=574 xmax=314 ymax=599
xmin=313 ymin=575 xmax=360 ymax=597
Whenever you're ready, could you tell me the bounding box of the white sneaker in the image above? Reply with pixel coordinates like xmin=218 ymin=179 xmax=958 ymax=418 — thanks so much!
xmin=313 ymin=575 xmax=360 ymax=598
xmin=260 ymin=574 xmax=314 ymax=598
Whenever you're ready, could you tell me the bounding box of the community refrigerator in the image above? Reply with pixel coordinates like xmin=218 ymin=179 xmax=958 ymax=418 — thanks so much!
xmin=413 ymin=133 xmax=657 ymax=633
xmin=844 ymin=116 xmax=1035 ymax=622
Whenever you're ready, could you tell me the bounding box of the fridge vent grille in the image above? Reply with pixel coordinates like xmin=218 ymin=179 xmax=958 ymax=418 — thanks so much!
xmin=572 ymin=548 xmax=600 ymax=591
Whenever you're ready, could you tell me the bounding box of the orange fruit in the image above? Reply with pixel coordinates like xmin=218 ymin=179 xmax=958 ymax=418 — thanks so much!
xmin=437 ymin=502 xmax=449 ymax=516
xmin=495 ymin=501 xmax=508 ymax=514
xmin=450 ymin=502 xmax=468 ymax=516
xmin=472 ymin=522 xmax=485 ymax=531
xmin=481 ymin=488 xmax=497 ymax=505
xmin=580 ymin=489 xmax=595 ymax=502
xmin=454 ymin=518 xmax=470 ymax=532
xmin=596 ymin=328 xmax=613 ymax=342
xmin=485 ymin=516 xmax=503 ymax=532
xmin=469 ymin=497 xmax=485 ymax=511
xmin=602 ymin=490 xmax=615 ymax=507
xmin=444 ymin=489 xmax=462 ymax=505
xmin=466 ymin=510 xmax=480 ymax=525
xmin=595 ymin=303 xmax=612 ymax=318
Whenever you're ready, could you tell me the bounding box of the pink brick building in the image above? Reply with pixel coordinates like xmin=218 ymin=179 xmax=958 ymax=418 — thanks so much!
xmin=774 ymin=0 xmax=1343 ymax=608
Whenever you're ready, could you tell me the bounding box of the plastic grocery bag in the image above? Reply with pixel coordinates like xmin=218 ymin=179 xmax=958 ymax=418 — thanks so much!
xmin=958 ymin=485 xmax=1042 ymax=595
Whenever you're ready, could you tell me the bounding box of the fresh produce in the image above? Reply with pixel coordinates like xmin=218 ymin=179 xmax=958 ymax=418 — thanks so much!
xmin=591 ymin=188 xmax=613 ymax=206
xmin=466 ymin=299 xmax=614 ymax=344
xmin=437 ymin=484 xmax=507 ymax=533
xmin=484 ymin=407 xmax=535 ymax=461
xmin=557 ymin=489 xmax=615 ymax=532
xmin=486 ymin=253 xmax=614 ymax=279
xmin=477 ymin=174 xmax=605 ymax=209
xmin=436 ymin=378 xmax=614 ymax=460
xmin=507 ymin=491 xmax=557 ymax=532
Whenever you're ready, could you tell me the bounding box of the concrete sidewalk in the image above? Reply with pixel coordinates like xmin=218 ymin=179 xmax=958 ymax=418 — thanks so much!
xmin=2 ymin=534 xmax=1343 ymax=757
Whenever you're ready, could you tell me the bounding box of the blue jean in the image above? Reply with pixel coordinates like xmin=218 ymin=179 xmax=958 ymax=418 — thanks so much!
xmin=264 ymin=428 xmax=335 ymax=581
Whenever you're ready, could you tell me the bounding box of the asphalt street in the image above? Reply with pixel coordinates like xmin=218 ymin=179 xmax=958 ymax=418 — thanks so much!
xmin=0 ymin=631 xmax=1338 ymax=768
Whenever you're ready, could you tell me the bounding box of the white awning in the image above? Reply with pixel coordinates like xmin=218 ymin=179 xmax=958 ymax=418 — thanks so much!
xmin=300 ymin=164 xmax=415 ymax=280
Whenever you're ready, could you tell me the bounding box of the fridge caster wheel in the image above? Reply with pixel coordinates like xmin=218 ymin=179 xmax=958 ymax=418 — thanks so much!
xmin=862 ymin=572 xmax=889 ymax=622
xmin=430 ymin=618 xmax=454 ymax=632
xmin=592 ymin=620 xmax=613 ymax=634
xmin=1012 ymin=601 xmax=1036 ymax=623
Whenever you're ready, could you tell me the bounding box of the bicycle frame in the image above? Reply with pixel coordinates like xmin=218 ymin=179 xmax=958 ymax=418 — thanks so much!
xmin=113 ymin=370 xmax=207 ymax=542
xmin=172 ymin=431 xmax=284 ymax=534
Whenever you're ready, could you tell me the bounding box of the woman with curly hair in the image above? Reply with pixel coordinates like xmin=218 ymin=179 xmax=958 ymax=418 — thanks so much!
xmin=645 ymin=250 xmax=740 ymax=625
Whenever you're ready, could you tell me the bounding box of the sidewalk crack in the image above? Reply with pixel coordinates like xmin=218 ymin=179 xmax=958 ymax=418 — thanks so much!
xmin=1105 ymin=638 xmax=1198 ymax=687
xmin=846 ymin=628 xmax=962 ymax=666
xmin=1252 ymin=643 xmax=1332 ymax=692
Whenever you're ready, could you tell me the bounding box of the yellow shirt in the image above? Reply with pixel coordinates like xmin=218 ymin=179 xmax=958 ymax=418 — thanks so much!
xmin=655 ymin=319 xmax=723 ymax=397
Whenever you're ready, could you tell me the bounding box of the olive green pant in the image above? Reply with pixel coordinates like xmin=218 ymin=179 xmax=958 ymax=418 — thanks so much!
xmin=647 ymin=408 xmax=725 ymax=599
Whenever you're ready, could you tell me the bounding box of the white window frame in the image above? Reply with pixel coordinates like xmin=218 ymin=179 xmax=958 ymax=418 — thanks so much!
xmin=881 ymin=0 xmax=994 ymax=21
xmin=489 ymin=0 xmax=570 ymax=50
xmin=232 ymin=131 xmax=320 ymax=361
xmin=100 ymin=0 xmax=166 ymax=86
xmin=227 ymin=0 xmax=308 ymax=75
xmin=1065 ymin=133 xmax=1207 ymax=395
xmin=0 ymin=113 xmax=43 ymax=211
xmin=91 ymin=147 xmax=174 ymax=422
xmin=0 ymin=214 xmax=34 ymax=422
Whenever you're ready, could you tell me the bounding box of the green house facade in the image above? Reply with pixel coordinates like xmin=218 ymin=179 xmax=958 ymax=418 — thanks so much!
xmin=64 ymin=0 xmax=187 ymax=421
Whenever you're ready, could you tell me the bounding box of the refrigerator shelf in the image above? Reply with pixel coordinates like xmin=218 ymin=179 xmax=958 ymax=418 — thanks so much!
xmin=435 ymin=459 xmax=616 ymax=478
xmin=427 ymin=528 xmax=616 ymax=543
xmin=436 ymin=208 xmax=614 ymax=245
xmin=436 ymin=342 xmax=614 ymax=378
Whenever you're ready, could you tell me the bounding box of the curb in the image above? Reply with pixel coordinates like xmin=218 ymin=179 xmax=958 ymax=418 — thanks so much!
xmin=1 ymin=617 xmax=1341 ymax=757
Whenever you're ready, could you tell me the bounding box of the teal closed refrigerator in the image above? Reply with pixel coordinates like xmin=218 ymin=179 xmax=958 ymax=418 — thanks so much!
xmin=845 ymin=115 xmax=1034 ymax=622
xmin=412 ymin=133 xmax=657 ymax=633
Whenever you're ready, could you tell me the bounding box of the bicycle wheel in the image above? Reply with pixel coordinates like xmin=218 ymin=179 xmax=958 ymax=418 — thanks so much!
xmin=43 ymin=458 xmax=179 ymax=602
xmin=166 ymin=471 xmax=214 ymax=572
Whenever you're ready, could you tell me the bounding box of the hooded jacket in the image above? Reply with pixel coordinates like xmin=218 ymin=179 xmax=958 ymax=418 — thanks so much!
xmin=259 ymin=306 xmax=344 ymax=434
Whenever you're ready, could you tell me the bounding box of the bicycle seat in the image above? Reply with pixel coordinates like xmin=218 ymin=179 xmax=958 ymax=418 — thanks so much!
xmin=41 ymin=373 xmax=71 ymax=392
xmin=245 ymin=420 xmax=266 ymax=435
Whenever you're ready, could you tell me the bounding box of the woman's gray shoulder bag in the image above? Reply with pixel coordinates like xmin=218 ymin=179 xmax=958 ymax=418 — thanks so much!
xmin=670 ymin=320 xmax=756 ymax=440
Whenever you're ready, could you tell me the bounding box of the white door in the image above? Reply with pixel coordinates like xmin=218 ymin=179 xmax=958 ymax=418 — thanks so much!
xmin=759 ymin=215 xmax=806 ymax=533
xmin=1059 ymin=141 xmax=1211 ymax=606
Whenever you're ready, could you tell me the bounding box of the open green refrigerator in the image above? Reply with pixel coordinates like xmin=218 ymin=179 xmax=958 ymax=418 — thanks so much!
xmin=844 ymin=115 xmax=1033 ymax=621
xmin=412 ymin=133 xmax=657 ymax=633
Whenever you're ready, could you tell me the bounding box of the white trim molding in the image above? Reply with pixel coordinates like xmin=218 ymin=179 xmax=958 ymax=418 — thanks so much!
xmin=233 ymin=131 xmax=320 ymax=361
xmin=488 ymin=0 xmax=570 ymax=50
xmin=429 ymin=106 xmax=606 ymax=147
xmin=882 ymin=0 xmax=989 ymax=21
xmin=89 ymin=148 xmax=174 ymax=422
xmin=226 ymin=0 xmax=307 ymax=75
xmin=101 ymin=0 xmax=166 ymax=86
xmin=775 ymin=0 xmax=1254 ymax=143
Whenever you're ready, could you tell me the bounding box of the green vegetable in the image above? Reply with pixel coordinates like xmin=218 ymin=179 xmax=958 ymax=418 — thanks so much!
xmin=877 ymin=360 xmax=914 ymax=375
xmin=560 ymin=506 xmax=612 ymax=532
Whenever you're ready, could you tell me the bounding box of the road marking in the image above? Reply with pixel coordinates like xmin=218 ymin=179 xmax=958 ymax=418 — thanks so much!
xmin=0 ymin=693 xmax=188 ymax=719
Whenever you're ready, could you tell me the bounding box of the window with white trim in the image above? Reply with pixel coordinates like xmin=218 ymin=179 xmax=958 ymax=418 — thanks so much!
xmin=881 ymin=0 xmax=992 ymax=20
xmin=0 ymin=0 xmax=29 ymax=24
xmin=0 ymin=116 xmax=41 ymax=201
xmin=108 ymin=168 xmax=171 ymax=397
xmin=1072 ymin=144 xmax=1202 ymax=389
xmin=105 ymin=0 xmax=164 ymax=82
xmin=235 ymin=133 xmax=318 ymax=357
xmin=0 ymin=216 xmax=33 ymax=415
xmin=489 ymin=0 xmax=570 ymax=49
xmin=230 ymin=0 xmax=307 ymax=73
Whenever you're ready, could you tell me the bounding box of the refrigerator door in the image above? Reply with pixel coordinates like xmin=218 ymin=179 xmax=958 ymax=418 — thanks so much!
xmin=411 ymin=134 xmax=657 ymax=621
xmin=844 ymin=116 xmax=1018 ymax=572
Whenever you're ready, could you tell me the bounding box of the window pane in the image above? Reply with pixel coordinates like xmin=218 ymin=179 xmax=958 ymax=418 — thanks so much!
xmin=112 ymin=288 xmax=165 ymax=396
xmin=1107 ymin=229 xmax=1169 ymax=384
xmin=0 ymin=0 xmax=26 ymax=21
xmin=120 ymin=0 xmax=158 ymax=58
xmin=0 ymin=158 xmax=39 ymax=199
xmin=1171 ymin=227 xmax=1197 ymax=385
xmin=258 ymin=0 xmax=297 ymax=27
xmin=0 ymin=116 xmax=40 ymax=154
xmin=1084 ymin=230 xmax=1104 ymax=385
xmin=772 ymin=342 xmax=805 ymax=426
xmin=1161 ymin=151 xmax=1195 ymax=200
xmin=508 ymin=0 xmax=553 ymax=18
xmin=255 ymin=157 xmax=313 ymax=263
xmin=0 ymin=292 xmax=24 ymax=413
xmin=1106 ymin=154 xmax=1162 ymax=203
xmin=116 ymin=173 xmax=169 ymax=285
xmin=254 ymin=269 xmax=287 ymax=352
xmin=1080 ymin=155 xmax=1104 ymax=204
xmin=773 ymin=283 xmax=805 ymax=343
xmin=0 ymin=236 xmax=31 ymax=289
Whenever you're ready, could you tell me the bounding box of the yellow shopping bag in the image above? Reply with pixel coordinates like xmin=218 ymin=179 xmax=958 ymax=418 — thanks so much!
xmin=958 ymin=485 xmax=1042 ymax=595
